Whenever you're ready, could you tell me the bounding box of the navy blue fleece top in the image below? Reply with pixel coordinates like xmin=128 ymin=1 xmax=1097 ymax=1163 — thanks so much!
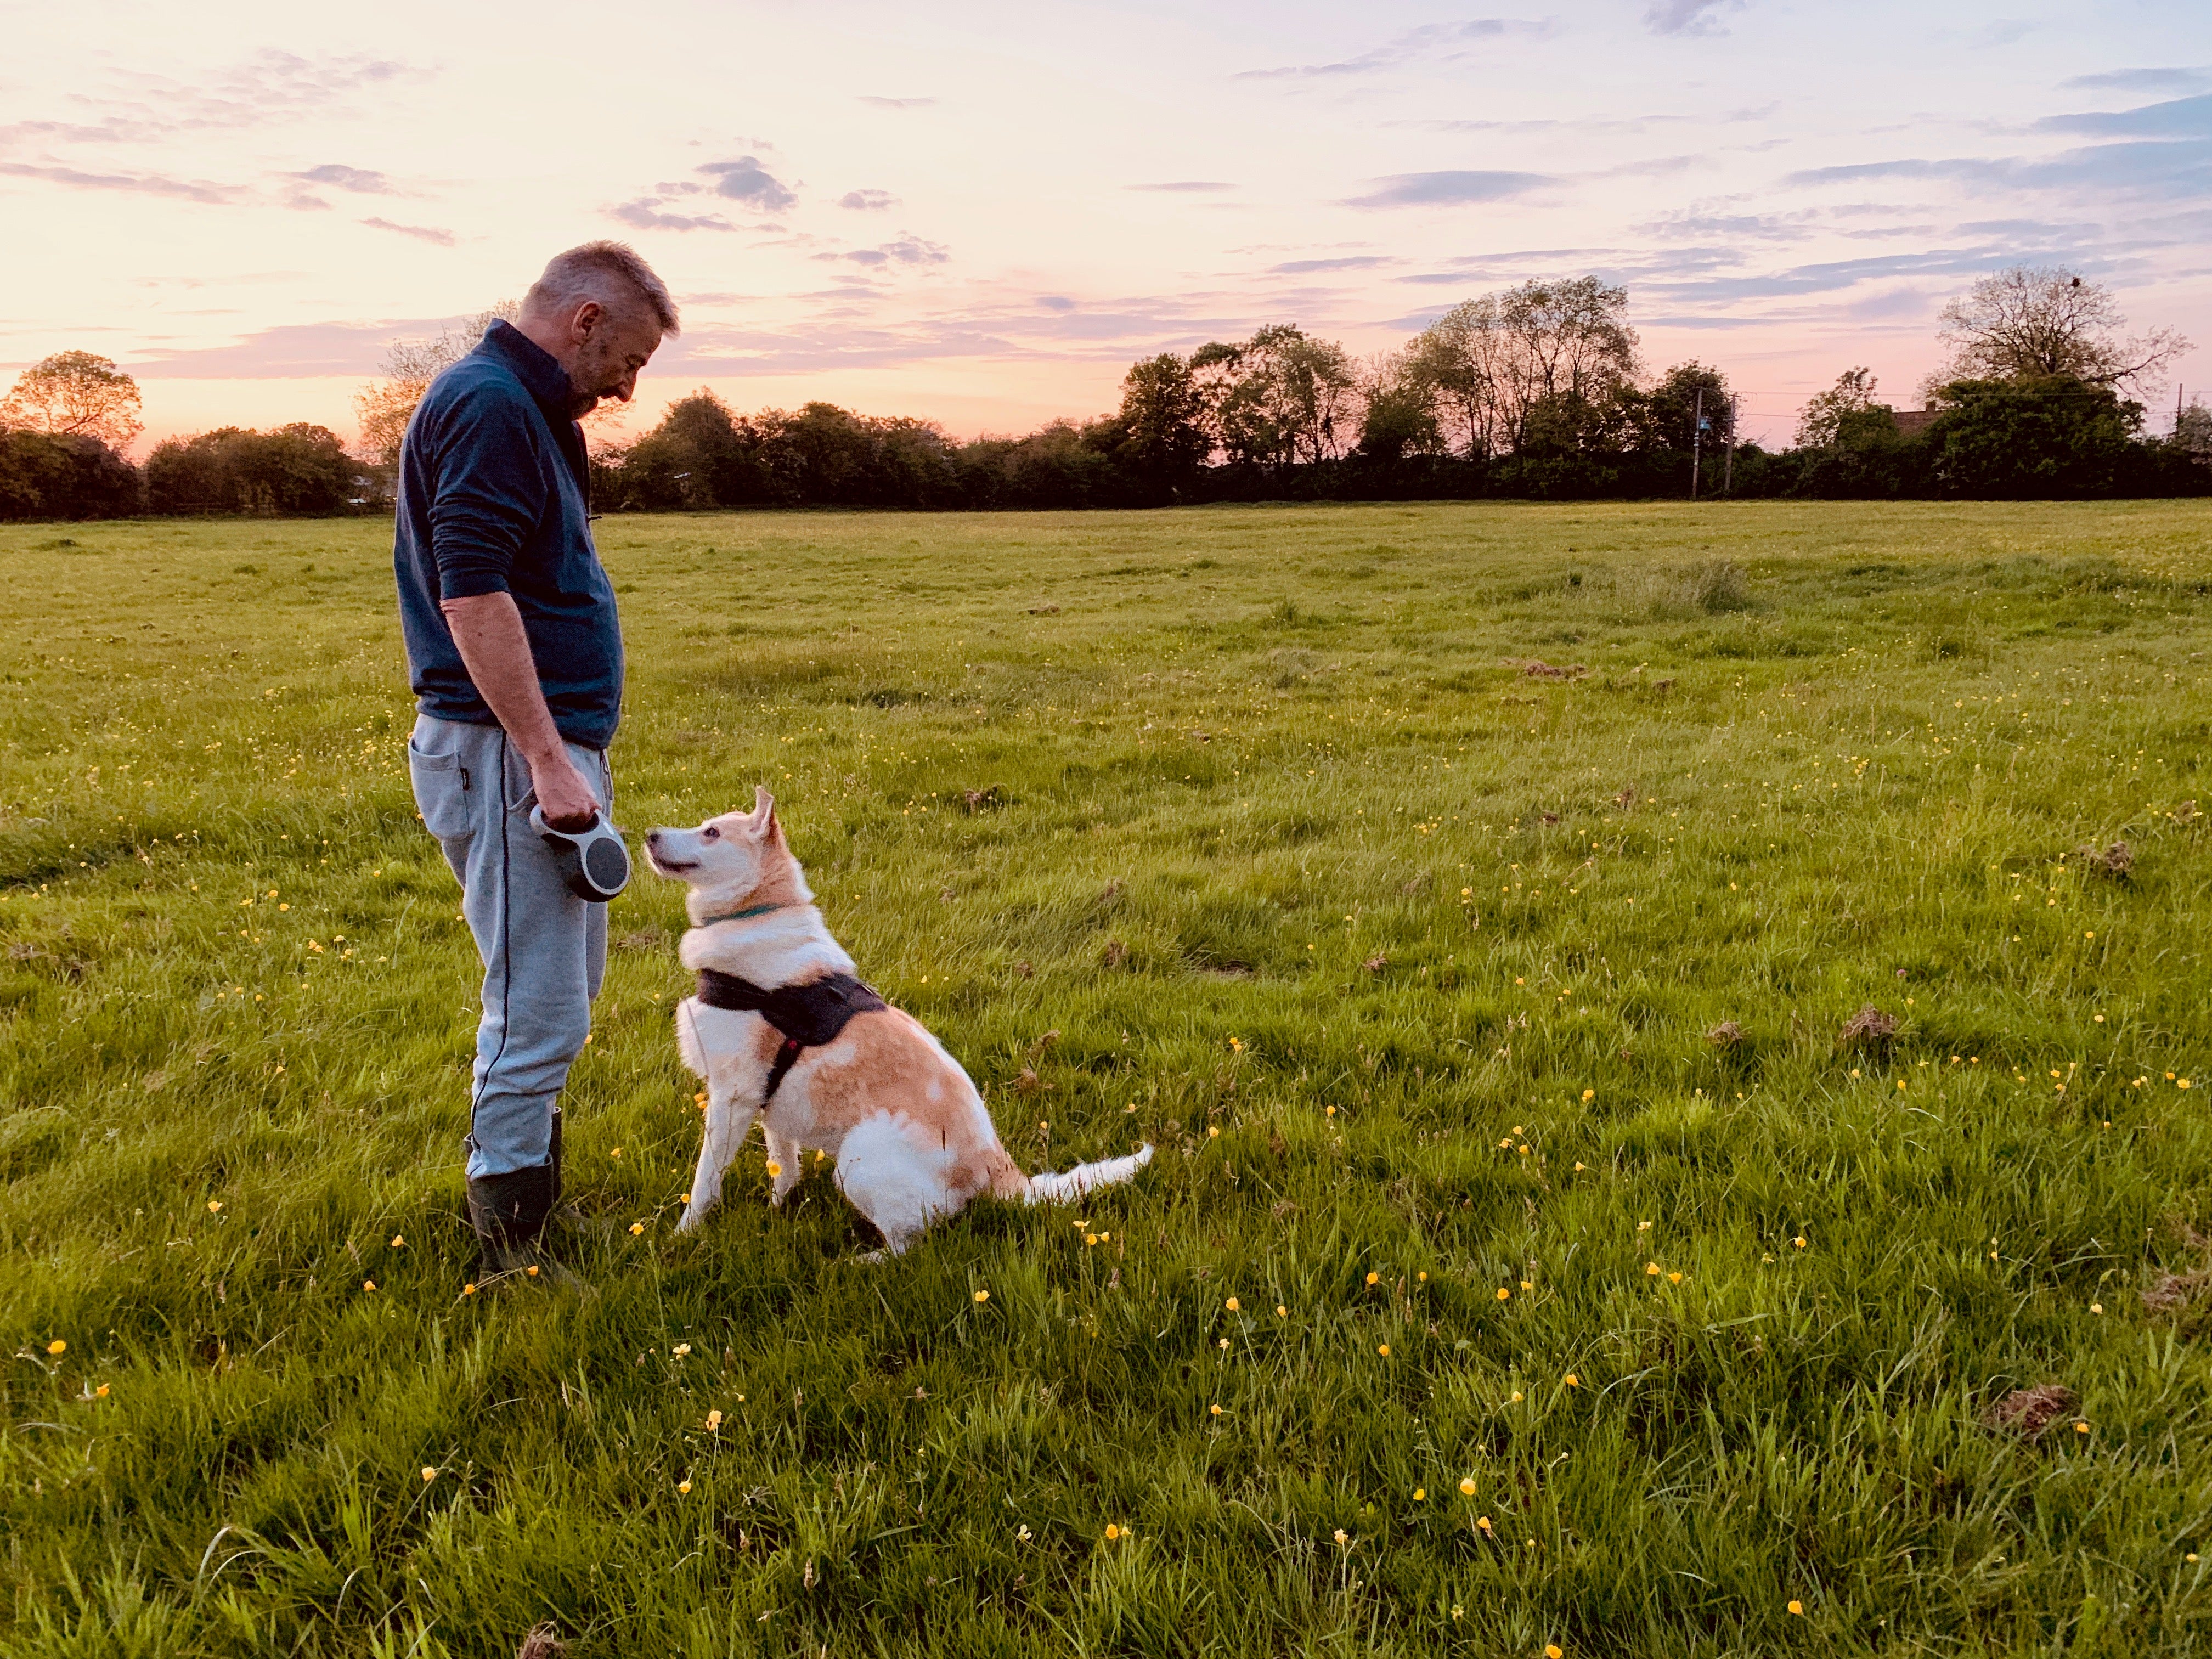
xmin=393 ymin=320 xmax=623 ymax=749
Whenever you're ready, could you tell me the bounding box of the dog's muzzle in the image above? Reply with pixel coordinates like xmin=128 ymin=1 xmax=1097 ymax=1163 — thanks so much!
xmin=531 ymin=806 xmax=631 ymax=902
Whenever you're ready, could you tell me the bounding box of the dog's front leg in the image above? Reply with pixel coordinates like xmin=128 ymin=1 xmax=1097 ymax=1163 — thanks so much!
xmin=678 ymin=1075 xmax=757 ymax=1234
xmin=763 ymin=1125 xmax=803 ymax=1207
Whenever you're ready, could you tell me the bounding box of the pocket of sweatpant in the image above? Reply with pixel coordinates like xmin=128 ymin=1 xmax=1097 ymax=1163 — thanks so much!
xmin=408 ymin=738 xmax=474 ymax=841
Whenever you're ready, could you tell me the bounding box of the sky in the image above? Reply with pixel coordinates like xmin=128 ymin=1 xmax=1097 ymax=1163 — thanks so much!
xmin=3 ymin=0 xmax=2208 ymax=452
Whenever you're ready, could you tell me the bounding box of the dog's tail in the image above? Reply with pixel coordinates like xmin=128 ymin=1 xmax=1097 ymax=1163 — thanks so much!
xmin=1021 ymin=1143 xmax=1154 ymax=1205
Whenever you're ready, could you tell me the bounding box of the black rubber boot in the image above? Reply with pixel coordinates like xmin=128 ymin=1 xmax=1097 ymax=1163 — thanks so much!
xmin=466 ymin=1159 xmax=563 ymax=1282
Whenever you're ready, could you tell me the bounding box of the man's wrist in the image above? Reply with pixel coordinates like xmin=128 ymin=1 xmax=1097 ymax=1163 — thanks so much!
xmin=520 ymin=737 xmax=573 ymax=772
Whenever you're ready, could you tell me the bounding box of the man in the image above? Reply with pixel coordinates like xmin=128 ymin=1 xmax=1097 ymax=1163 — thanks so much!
xmin=394 ymin=241 xmax=679 ymax=1276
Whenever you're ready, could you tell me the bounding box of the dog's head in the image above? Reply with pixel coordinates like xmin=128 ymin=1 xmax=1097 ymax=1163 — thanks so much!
xmin=644 ymin=787 xmax=812 ymax=919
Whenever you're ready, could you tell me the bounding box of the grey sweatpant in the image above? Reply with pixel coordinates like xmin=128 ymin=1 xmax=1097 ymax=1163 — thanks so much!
xmin=407 ymin=714 xmax=611 ymax=1180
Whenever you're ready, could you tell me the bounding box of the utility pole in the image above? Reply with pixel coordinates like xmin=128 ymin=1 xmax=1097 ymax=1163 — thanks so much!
xmin=1724 ymin=393 xmax=1738 ymax=494
xmin=1690 ymin=387 xmax=1703 ymax=499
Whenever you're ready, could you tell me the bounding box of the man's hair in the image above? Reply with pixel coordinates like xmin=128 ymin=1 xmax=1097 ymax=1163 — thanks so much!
xmin=523 ymin=241 xmax=680 ymax=336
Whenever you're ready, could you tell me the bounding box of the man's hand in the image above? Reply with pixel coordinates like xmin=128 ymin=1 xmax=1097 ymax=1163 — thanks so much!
xmin=441 ymin=591 xmax=603 ymax=830
xmin=530 ymin=750 xmax=601 ymax=832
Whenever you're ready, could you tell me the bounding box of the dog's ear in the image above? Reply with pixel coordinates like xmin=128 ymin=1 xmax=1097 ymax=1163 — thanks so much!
xmin=750 ymin=786 xmax=780 ymax=844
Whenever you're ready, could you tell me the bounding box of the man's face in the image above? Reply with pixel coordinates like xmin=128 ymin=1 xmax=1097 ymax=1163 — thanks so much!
xmin=563 ymin=302 xmax=663 ymax=417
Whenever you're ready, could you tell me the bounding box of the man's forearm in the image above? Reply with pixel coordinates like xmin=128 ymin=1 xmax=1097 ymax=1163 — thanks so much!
xmin=440 ymin=591 xmax=568 ymax=764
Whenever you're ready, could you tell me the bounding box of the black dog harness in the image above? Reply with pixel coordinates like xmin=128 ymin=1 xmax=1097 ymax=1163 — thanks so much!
xmin=693 ymin=969 xmax=887 ymax=1106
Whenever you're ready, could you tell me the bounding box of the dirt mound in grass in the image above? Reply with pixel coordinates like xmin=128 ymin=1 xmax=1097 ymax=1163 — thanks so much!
xmin=1983 ymin=1384 xmax=2079 ymax=1441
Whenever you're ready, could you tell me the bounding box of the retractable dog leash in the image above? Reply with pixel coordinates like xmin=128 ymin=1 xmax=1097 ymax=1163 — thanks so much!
xmin=529 ymin=806 xmax=631 ymax=902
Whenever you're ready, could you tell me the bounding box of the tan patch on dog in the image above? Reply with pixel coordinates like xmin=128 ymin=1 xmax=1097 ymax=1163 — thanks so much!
xmin=782 ymin=1009 xmax=1008 ymax=1201
xmin=742 ymin=837 xmax=809 ymax=913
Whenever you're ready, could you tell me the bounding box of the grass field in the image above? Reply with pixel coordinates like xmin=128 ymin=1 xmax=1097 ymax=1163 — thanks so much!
xmin=3 ymin=499 xmax=2210 ymax=1657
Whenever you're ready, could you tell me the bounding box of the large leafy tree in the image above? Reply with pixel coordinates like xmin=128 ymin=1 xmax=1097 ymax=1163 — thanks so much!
xmin=0 ymin=351 xmax=143 ymax=450
xmin=1354 ymin=351 xmax=1443 ymax=461
xmin=1497 ymin=276 xmax=1640 ymax=426
xmin=1109 ymin=353 xmax=1211 ymax=492
xmin=1196 ymin=325 xmax=1359 ymax=469
xmin=1395 ymin=278 xmax=1638 ymax=459
xmin=1639 ymin=361 xmax=1734 ymax=454
xmin=1931 ymin=268 xmax=2187 ymax=396
xmin=1397 ymin=299 xmax=1512 ymax=459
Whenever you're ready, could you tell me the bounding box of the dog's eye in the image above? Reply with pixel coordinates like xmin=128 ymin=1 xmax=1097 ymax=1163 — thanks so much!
xmin=703 ymin=826 xmax=719 ymax=841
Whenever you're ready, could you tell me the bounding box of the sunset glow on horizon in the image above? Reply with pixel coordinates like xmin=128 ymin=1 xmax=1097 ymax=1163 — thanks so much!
xmin=7 ymin=0 xmax=2207 ymax=453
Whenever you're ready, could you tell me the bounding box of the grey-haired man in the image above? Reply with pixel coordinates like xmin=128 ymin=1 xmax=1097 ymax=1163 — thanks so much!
xmin=394 ymin=241 xmax=679 ymax=1276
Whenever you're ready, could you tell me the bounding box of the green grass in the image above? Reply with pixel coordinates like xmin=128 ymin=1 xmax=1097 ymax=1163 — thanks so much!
xmin=3 ymin=500 xmax=2210 ymax=1657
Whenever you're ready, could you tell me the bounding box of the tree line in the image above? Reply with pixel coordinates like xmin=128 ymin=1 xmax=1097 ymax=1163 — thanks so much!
xmin=3 ymin=266 xmax=2204 ymax=521
xmin=0 ymin=351 xmax=360 ymax=521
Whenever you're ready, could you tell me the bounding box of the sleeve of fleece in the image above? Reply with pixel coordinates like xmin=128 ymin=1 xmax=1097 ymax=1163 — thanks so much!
xmin=426 ymin=384 xmax=543 ymax=599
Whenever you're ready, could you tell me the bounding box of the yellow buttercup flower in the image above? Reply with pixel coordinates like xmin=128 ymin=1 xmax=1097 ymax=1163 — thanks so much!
xmin=1787 ymin=1600 xmax=1804 ymax=1616
xmin=1104 ymin=1523 xmax=1122 ymax=1541
xmin=46 ymin=1340 xmax=65 ymax=1356
xmin=677 ymin=1479 xmax=692 ymax=1494
xmin=1377 ymin=1344 xmax=1390 ymax=1357
xmin=1225 ymin=1297 xmax=1240 ymax=1312
xmin=973 ymin=1290 xmax=990 ymax=1303
xmin=1497 ymin=1287 xmax=1511 ymax=1301
xmin=1413 ymin=1487 xmax=1426 ymax=1501
xmin=629 ymin=1222 xmax=645 ymax=1235
xmin=1365 ymin=1271 xmax=1380 ymax=1285
xmin=421 ymin=1467 xmax=437 ymax=1483
xmin=763 ymin=1160 xmax=782 ymax=1178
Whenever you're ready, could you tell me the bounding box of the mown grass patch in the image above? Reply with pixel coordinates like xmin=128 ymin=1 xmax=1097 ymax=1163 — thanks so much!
xmin=3 ymin=499 xmax=2210 ymax=1656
